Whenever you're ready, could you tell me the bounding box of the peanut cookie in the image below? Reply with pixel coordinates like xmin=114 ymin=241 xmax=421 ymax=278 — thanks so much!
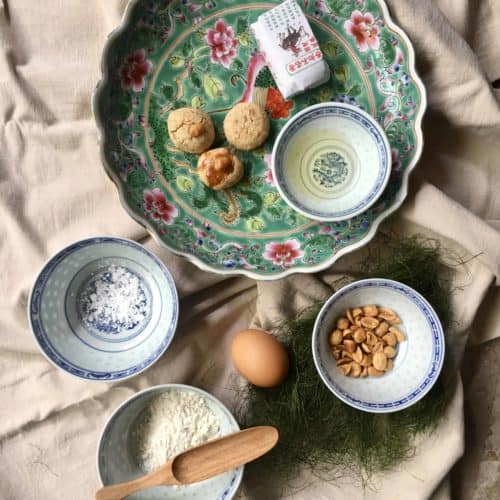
xmin=223 ymin=102 xmax=270 ymax=151
xmin=167 ymin=107 xmax=215 ymax=154
xmin=197 ymin=147 xmax=244 ymax=190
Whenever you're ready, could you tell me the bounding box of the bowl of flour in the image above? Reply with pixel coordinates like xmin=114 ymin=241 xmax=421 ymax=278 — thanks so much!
xmin=28 ymin=236 xmax=178 ymax=381
xmin=97 ymin=384 xmax=243 ymax=500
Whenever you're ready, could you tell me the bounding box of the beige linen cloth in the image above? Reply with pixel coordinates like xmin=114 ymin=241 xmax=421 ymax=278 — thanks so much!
xmin=0 ymin=0 xmax=499 ymax=499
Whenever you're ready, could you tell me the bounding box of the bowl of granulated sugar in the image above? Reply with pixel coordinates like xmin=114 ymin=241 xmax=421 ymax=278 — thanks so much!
xmin=97 ymin=384 xmax=243 ymax=500
xmin=28 ymin=236 xmax=178 ymax=381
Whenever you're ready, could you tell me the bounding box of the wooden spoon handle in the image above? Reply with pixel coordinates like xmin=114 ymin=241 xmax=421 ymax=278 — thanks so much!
xmin=95 ymin=460 xmax=178 ymax=500
xmin=173 ymin=426 xmax=279 ymax=483
xmin=95 ymin=426 xmax=279 ymax=499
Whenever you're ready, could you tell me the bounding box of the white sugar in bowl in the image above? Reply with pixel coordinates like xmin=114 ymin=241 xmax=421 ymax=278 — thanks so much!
xmin=28 ymin=236 xmax=178 ymax=381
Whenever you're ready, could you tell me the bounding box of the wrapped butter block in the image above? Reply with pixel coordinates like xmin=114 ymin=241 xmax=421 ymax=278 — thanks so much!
xmin=251 ymin=0 xmax=330 ymax=99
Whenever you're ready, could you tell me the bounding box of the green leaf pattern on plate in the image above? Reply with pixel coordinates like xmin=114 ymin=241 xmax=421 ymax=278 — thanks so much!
xmin=96 ymin=0 xmax=424 ymax=277
xmin=203 ymin=74 xmax=225 ymax=100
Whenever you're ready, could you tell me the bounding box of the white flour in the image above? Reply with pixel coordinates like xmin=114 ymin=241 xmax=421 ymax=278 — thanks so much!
xmin=132 ymin=390 xmax=221 ymax=472
xmin=79 ymin=265 xmax=147 ymax=332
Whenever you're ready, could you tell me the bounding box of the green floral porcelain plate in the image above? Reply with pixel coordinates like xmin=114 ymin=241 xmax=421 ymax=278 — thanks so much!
xmin=93 ymin=0 xmax=426 ymax=280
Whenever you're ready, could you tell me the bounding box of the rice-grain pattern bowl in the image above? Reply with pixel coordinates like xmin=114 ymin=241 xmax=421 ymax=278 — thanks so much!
xmin=272 ymin=102 xmax=391 ymax=222
xmin=28 ymin=236 xmax=178 ymax=381
xmin=97 ymin=384 xmax=243 ymax=500
xmin=312 ymin=278 xmax=445 ymax=413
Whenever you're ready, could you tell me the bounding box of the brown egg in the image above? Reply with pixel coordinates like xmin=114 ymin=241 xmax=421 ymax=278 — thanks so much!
xmin=231 ymin=329 xmax=289 ymax=388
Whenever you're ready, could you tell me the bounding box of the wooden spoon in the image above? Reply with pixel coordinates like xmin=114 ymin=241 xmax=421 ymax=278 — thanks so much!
xmin=95 ymin=426 xmax=278 ymax=500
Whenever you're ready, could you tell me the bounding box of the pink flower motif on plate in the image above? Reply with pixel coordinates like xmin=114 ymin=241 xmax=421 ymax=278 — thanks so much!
xmin=120 ymin=49 xmax=153 ymax=92
xmin=143 ymin=188 xmax=178 ymax=225
xmin=344 ymin=10 xmax=380 ymax=52
xmin=263 ymin=154 xmax=275 ymax=185
xmin=264 ymin=168 xmax=275 ymax=185
xmin=263 ymin=239 xmax=305 ymax=267
xmin=205 ymin=19 xmax=239 ymax=68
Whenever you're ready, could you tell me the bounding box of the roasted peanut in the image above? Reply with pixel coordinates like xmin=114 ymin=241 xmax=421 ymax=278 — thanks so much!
xmin=352 ymin=347 xmax=363 ymax=364
xmin=366 ymin=331 xmax=378 ymax=346
xmin=339 ymin=363 xmax=352 ymax=375
xmin=337 ymin=357 xmax=351 ymax=366
xmin=375 ymin=321 xmax=389 ymax=336
xmin=384 ymin=346 xmax=397 ymax=358
xmin=361 ymin=353 xmax=372 ymax=367
xmin=329 ymin=329 xmax=343 ymax=345
xmin=368 ymin=366 xmax=383 ymax=377
xmin=363 ymin=305 xmax=379 ymax=317
xmin=337 ymin=317 xmax=350 ymax=330
xmin=361 ymin=342 xmax=372 ymax=353
xmin=389 ymin=326 xmax=406 ymax=342
xmin=373 ymin=352 xmax=388 ymax=371
xmin=377 ymin=307 xmax=397 ymax=322
xmin=330 ymin=304 xmax=406 ymax=378
xmin=382 ymin=332 xmax=397 ymax=347
xmin=346 ymin=308 xmax=354 ymax=324
xmin=352 ymin=307 xmax=363 ymax=317
xmin=343 ymin=339 xmax=356 ymax=353
xmin=361 ymin=317 xmax=380 ymax=329
xmin=189 ymin=122 xmax=206 ymax=137
xmin=350 ymin=362 xmax=361 ymax=377
xmin=353 ymin=328 xmax=366 ymax=343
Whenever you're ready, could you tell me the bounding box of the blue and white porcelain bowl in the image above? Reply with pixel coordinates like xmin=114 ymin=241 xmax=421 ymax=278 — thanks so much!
xmin=28 ymin=237 xmax=178 ymax=381
xmin=272 ymin=103 xmax=391 ymax=221
xmin=97 ymin=384 xmax=243 ymax=500
xmin=312 ymin=278 xmax=445 ymax=413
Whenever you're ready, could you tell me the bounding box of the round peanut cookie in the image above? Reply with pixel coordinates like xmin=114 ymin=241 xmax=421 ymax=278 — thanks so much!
xmin=167 ymin=107 xmax=215 ymax=154
xmin=223 ymin=102 xmax=270 ymax=151
xmin=197 ymin=148 xmax=244 ymax=191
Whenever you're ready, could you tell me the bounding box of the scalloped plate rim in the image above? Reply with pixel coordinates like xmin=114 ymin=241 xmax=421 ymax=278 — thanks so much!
xmin=91 ymin=0 xmax=427 ymax=281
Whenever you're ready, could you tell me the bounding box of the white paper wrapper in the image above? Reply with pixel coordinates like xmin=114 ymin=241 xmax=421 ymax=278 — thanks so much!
xmin=251 ymin=0 xmax=331 ymax=99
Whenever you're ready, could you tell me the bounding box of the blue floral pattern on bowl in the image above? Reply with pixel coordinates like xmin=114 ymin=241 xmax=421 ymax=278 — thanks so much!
xmin=313 ymin=151 xmax=349 ymax=188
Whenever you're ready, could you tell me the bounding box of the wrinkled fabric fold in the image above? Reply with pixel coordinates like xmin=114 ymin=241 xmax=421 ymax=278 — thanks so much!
xmin=0 ymin=0 xmax=499 ymax=499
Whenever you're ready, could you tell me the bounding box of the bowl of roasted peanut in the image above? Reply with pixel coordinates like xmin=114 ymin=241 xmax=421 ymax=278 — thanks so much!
xmin=312 ymin=278 xmax=445 ymax=413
